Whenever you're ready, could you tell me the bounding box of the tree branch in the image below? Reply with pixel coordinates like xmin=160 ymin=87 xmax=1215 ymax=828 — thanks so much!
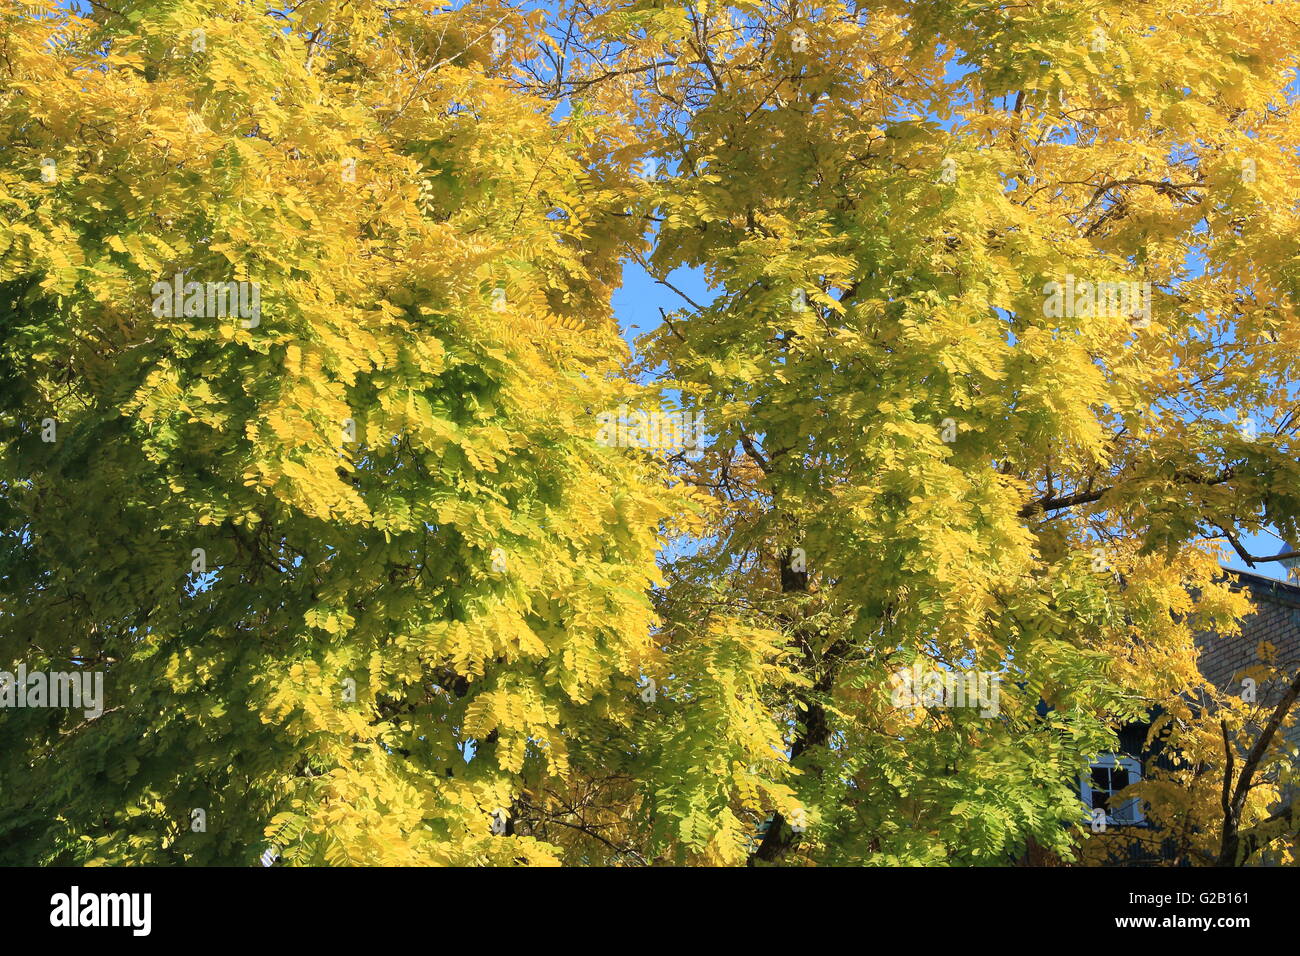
xmin=1217 ymin=666 xmax=1300 ymax=864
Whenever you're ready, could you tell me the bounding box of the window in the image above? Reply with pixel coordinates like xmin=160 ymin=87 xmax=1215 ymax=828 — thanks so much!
xmin=1081 ymin=754 xmax=1144 ymax=826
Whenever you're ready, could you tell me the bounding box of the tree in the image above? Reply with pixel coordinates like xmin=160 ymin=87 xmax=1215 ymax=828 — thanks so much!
xmin=2 ymin=0 xmax=1298 ymax=867
xmin=1214 ymin=665 xmax=1300 ymax=865
xmin=535 ymin=0 xmax=1300 ymax=863
xmin=0 ymin=0 xmax=677 ymax=865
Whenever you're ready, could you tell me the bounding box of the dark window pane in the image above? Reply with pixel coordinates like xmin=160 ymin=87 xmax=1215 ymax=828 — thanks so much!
xmin=1090 ymin=767 xmax=1111 ymax=811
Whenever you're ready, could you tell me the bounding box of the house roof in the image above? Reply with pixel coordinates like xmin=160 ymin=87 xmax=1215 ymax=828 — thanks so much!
xmin=1222 ymin=566 xmax=1300 ymax=605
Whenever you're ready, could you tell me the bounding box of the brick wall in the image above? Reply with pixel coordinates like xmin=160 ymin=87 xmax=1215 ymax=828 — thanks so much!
xmin=1194 ymin=568 xmax=1300 ymax=750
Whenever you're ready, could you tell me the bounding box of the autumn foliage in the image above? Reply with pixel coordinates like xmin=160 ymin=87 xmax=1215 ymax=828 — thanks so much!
xmin=0 ymin=0 xmax=1297 ymax=865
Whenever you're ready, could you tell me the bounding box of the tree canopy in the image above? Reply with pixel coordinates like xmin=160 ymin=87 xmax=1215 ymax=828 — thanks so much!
xmin=0 ymin=0 xmax=1297 ymax=866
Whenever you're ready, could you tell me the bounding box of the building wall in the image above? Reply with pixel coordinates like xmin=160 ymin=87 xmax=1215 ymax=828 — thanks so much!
xmin=1194 ymin=569 xmax=1300 ymax=750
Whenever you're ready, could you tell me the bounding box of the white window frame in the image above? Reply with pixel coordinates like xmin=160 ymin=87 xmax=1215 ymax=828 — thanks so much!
xmin=1081 ymin=754 xmax=1145 ymax=826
